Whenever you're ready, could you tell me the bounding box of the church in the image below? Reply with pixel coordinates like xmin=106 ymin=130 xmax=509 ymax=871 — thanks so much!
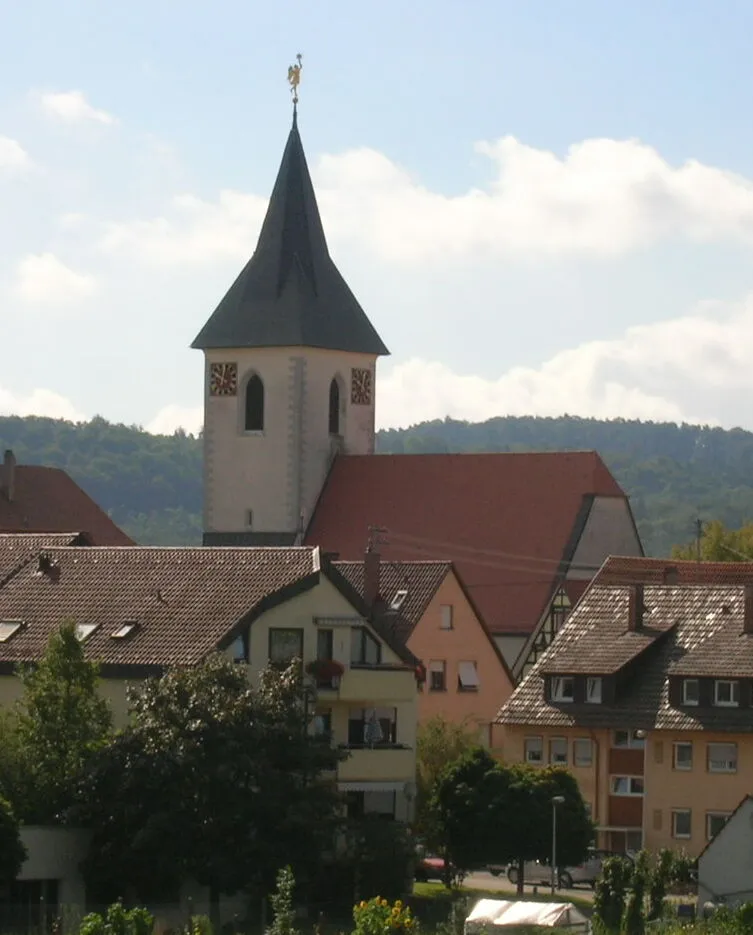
xmin=191 ymin=100 xmax=644 ymax=672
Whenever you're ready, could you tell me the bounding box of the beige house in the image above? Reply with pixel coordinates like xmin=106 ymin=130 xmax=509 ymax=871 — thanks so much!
xmin=0 ymin=536 xmax=419 ymax=923
xmin=336 ymin=554 xmax=513 ymax=743
xmin=496 ymin=556 xmax=753 ymax=857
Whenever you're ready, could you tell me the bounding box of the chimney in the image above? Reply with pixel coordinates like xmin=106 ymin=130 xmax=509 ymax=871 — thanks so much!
xmin=744 ymin=585 xmax=753 ymax=634
xmin=2 ymin=449 xmax=16 ymax=502
xmin=628 ymin=584 xmax=644 ymax=632
xmin=364 ymin=548 xmax=381 ymax=606
xmin=663 ymin=566 xmax=679 ymax=585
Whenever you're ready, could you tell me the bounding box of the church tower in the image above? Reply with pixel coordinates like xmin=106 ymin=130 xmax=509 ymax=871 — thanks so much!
xmin=192 ymin=98 xmax=389 ymax=546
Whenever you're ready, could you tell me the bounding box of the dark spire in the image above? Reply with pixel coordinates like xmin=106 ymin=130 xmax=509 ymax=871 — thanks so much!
xmin=191 ymin=118 xmax=389 ymax=355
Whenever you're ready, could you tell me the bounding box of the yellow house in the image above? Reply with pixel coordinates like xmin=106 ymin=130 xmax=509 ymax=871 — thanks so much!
xmin=335 ymin=554 xmax=514 ymax=744
xmin=0 ymin=535 xmax=419 ymax=822
xmin=496 ymin=556 xmax=753 ymax=857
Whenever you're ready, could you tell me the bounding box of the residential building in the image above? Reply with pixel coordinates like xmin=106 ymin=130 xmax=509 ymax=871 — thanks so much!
xmin=0 ymin=539 xmax=419 ymax=822
xmin=190 ymin=110 xmax=644 ymax=673
xmin=335 ymin=554 xmax=514 ymax=742
xmin=0 ymin=450 xmax=132 ymax=545
xmin=496 ymin=556 xmax=753 ymax=857
xmin=697 ymin=795 xmax=753 ymax=909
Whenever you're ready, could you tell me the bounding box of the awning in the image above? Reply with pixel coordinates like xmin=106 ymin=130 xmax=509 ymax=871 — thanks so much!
xmin=458 ymin=661 xmax=480 ymax=689
xmin=338 ymin=781 xmax=405 ymax=793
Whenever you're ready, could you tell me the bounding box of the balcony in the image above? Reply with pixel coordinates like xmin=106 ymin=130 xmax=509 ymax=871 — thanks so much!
xmin=337 ymin=744 xmax=416 ymax=783
xmin=338 ymin=666 xmax=416 ymax=702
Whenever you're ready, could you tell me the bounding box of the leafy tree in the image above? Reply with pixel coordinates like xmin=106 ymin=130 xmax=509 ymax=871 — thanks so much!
xmin=432 ymin=754 xmax=592 ymax=892
xmin=623 ymin=850 xmax=649 ymax=935
xmin=673 ymin=519 xmax=753 ymax=561
xmin=0 ymin=794 xmax=26 ymax=881
xmin=647 ymin=849 xmax=675 ymax=921
xmin=12 ymin=620 xmax=112 ymax=823
xmin=416 ymin=716 xmax=480 ymax=844
xmin=76 ymin=656 xmax=345 ymax=927
xmin=266 ymin=867 xmax=300 ymax=935
xmin=593 ymin=856 xmax=633 ymax=935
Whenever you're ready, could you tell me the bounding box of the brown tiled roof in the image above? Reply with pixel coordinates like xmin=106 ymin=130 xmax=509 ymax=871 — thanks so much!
xmin=0 ymin=466 xmax=133 ymax=546
xmin=497 ymin=579 xmax=753 ymax=733
xmin=334 ymin=560 xmax=451 ymax=632
xmin=598 ymin=555 xmax=753 ymax=586
xmin=0 ymin=533 xmax=88 ymax=584
xmin=306 ymin=451 xmax=630 ymax=636
xmin=0 ymin=546 xmax=320 ymax=669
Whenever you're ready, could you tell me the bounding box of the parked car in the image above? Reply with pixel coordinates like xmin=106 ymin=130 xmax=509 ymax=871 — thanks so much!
xmin=414 ymin=844 xmax=446 ymax=882
xmin=504 ymin=849 xmax=628 ymax=889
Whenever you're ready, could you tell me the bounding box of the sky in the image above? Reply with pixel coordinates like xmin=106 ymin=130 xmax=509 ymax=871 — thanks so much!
xmin=3 ymin=0 xmax=753 ymax=434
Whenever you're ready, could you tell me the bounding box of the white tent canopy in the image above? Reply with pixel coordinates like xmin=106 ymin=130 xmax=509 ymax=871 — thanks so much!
xmin=465 ymin=899 xmax=589 ymax=933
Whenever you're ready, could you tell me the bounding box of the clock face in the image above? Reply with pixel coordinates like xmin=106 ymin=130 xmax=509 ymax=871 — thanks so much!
xmin=209 ymin=362 xmax=238 ymax=397
xmin=351 ymin=368 xmax=372 ymax=406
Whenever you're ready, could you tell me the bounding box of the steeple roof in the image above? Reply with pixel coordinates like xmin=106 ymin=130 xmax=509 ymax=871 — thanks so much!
xmin=191 ymin=116 xmax=389 ymax=355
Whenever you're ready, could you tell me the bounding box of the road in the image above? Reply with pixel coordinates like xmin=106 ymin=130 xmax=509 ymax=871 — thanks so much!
xmin=464 ymin=870 xmax=595 ymax=906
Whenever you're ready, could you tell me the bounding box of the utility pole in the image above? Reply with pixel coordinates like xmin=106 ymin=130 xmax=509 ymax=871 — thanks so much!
xmin=695 ymin=518 xmax=703 ymax=563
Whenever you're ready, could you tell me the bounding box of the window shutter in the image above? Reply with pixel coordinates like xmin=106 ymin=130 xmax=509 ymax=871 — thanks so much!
xmin=667 ymin=677 xmax=682 ymax=707
xmin=653 ymin=809 xmax=663 ymax=831
xmin=653 ymin=740 xmax=664 ymax=765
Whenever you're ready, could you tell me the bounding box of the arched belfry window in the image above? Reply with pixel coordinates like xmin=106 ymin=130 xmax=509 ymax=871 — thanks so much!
xmin=329 ymin=379 xmax=340 ymax=435
xmin=245 ymin=375 xmax=264 ymax=432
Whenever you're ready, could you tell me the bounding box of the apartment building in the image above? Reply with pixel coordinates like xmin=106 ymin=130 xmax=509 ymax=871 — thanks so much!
xmin=496 ymin=556 xmax=753 ymax=857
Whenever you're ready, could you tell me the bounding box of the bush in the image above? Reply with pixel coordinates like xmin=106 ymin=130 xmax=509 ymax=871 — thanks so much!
xmin=79 ymin=901 xmax=154 ymax=935
xmin=353 ymin=898 xmax=417 ymax=935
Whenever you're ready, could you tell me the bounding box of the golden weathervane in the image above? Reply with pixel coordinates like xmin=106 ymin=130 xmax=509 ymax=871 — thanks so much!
xmin=288 ymin=53 xmax=303 ymax=107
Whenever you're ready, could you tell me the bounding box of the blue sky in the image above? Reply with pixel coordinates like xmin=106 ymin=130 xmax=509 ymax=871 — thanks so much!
xmin=3 ymin=0 xmax=753 ymax=432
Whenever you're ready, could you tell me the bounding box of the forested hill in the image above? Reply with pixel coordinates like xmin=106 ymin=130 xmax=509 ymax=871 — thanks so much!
xmin=3 ymin=413 xmax=753 ymax=556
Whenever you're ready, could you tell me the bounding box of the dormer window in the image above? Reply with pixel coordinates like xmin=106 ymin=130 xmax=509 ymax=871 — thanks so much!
xmin=714 ymin=679 xmax=739 ymax=707
xmin=112 ymin=621 xmax=139 ymax=640
xmin=551 ymin=676 xmax=574 ymax=703
xmin=586 ymin=677 xmax=602 ymax=703
xmin=682 ymin=679 xmax=699 ymax=706
xmin=391 ymin=590 xmax=408 ymax=611
xmin=0 ymin=619 xmax=22 ymax=643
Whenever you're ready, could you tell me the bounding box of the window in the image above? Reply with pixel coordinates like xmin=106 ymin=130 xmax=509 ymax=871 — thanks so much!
xmin=313 ymin=709 xmax=332 ymax=738
xmin=574 ymin=738 xmax=593 ymax=767
xmin=707 ymin=742 xmax=738 ymax=773
xmin=75 ymin=623 xmax=99 ymax=642
xmin=714 ymin=680 xmax=740 ymax=707
xmin=440 ymin=605 xmax=454 ymax=630
xmin=230 ymin=632 xmax=249 ymax=664
xmin=317 ymin=628 xmax=334 ymax=660
xmin=347 ymin=707 xmax=397 ymax=746
xmin=550 ymin=737 xmax=568 ymax=765
xmin=364 ymin=790 xmax=397 ymax=819
xmin=626 ymin=830 xmax=643 ymax=852
xmin=682 ymin=679 xmax=699 ymax=706
xmin=458 ymin=661 xmax=480 ymax=692
xmin=672 ymin=809 xmax=692 ymax=839
xmin=112 ymin=621 xmax=138 ymax=640
xmin=429 ymin=660 xmax=446 ymax=692
xmin=610 ymin=776 xmax=644 ymax=796
xmin=613 ymin=729 xmax=645 ymax=749
xmin=586 ymin=677 xmax=603 ymax=703
xmin=269 ymin=627 xmax=303 ymax=668
xmin=244 ymin=374 xmax=264 ymax=432
xmin=0 ymin=619 xmax=22 ymax=642
xmin=351 ymin=627 xmax=381 ymax=665
xmin=391 ymin=590 xmax=408 ymax=611
xmin=328 ymin=378 xmax=340 ymax=435
xmin=706 ymin=812 xmax=731 ymax=841
xmin=673 ymin=742 xmax=693 ymax=771
xmin=524 ymin=737 xmax=543 ymax=764
xmin=551 ymin=677 xmax=574 ymax=702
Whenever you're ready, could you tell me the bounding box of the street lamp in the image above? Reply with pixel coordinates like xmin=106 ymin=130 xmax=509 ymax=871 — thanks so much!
xmin=551 ymin=795 xmax=566 ymax=895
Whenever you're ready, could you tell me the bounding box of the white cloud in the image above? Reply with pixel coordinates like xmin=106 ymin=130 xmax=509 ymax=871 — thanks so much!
xmin=0 ymin=386 xmax=85 ymax=422
xmin=14 ymin=253 xmax=98 ymax=306
xmin=0 ymin=136 xmax=31 ymax=172
xmin=95 ymin=136 xmax=753 ymax=267
xmin=37 ymin=90 xmax=116 ymax=125
xmin=146 ymin=404 xmax=202 ymax=436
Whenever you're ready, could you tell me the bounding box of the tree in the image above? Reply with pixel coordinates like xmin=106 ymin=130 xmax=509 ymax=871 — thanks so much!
xmin=432 ymin=753 xmax=592 ymax=891
xmin=673 ymin=519 xmax=753 ymax=562
xmin=416 ymin=716 xmax=480 ymax=844
xmin=12 ymin=620 xmax=112 ymax=823
xmin=593 ymin=856 xmax=633 ymax=934
xmin=0 ymin=795 xmax=26 ymax=881
xmin=76 ymin=656 xmax=345 ymax=927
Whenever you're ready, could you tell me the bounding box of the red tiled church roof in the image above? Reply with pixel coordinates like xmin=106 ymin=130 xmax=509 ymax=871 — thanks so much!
xmin=305 ymin=451 xmax=626 ymax=636
xmin=0 ymin=464 xmax=132 ymax=546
